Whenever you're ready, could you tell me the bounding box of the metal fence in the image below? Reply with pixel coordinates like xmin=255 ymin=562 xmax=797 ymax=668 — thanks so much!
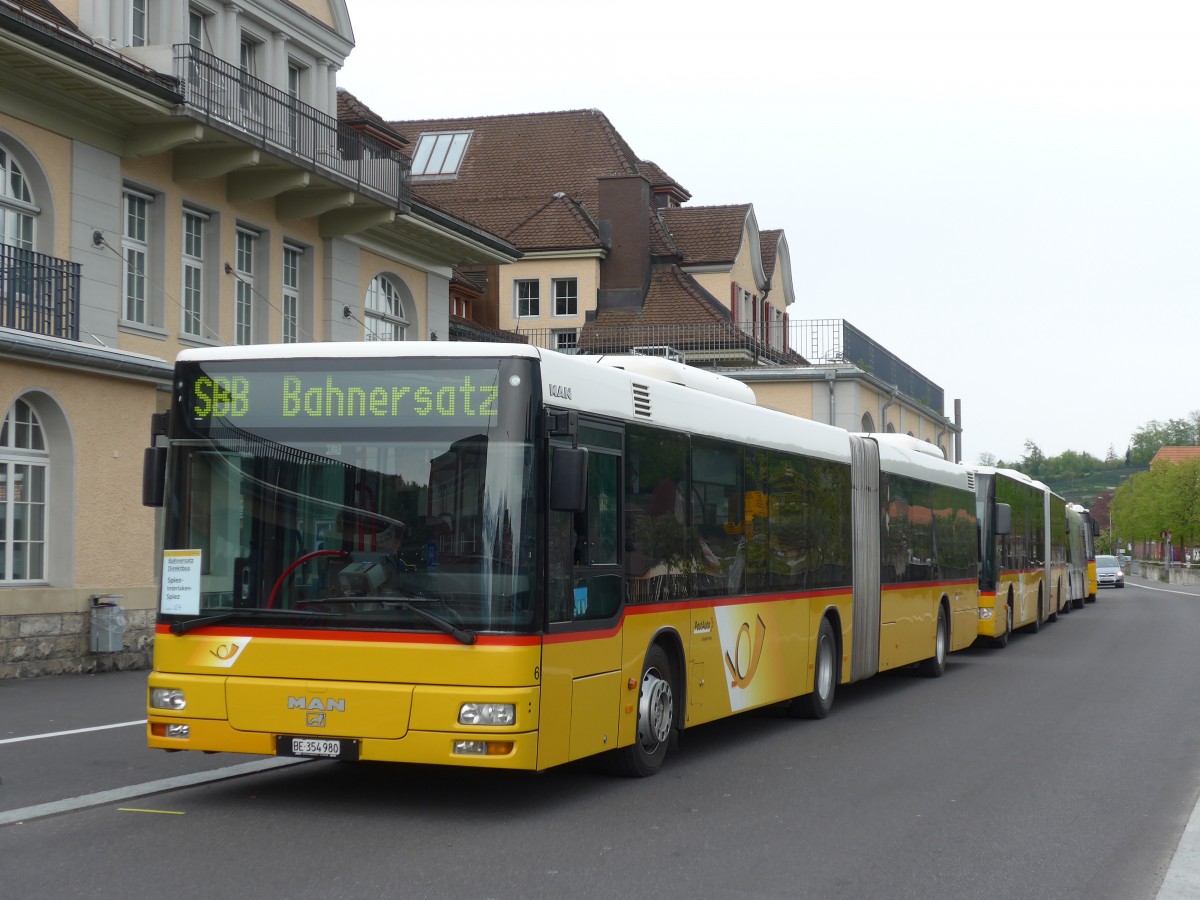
xmin=0 ymin=244 xmax=80 ymax=340
xmin=173 ymin=44 xmax=410 ymax=210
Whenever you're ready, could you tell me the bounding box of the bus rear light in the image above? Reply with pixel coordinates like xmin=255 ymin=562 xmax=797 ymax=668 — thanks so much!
xmin=978 ymin=608 xmax=994 ymax=619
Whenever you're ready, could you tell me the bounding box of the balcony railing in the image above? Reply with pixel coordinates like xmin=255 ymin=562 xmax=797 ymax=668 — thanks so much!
xmin=508 ymin=318 xmax=944 ymax=414
xmin=0 ymin=244 xmax=80 ymax=340
xmin=795 ymin=319 xmax=944 ymax=413
xmin=173 ymin=45 xmax=410 ymax=210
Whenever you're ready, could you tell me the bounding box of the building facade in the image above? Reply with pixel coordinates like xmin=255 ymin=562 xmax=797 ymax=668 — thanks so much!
xmin=0 ymin=0 xmax=516 ymax=677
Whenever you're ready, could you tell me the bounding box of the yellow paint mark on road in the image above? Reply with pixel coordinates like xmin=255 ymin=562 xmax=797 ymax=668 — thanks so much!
xmin=118 ymin=808 xmax=185 ymax=815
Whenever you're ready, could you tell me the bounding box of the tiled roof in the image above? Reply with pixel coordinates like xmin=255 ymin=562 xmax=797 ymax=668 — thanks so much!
xmin=1151 ymin=446 xmax=1200 ymax=465
xmin=649 ymin=208 xmax=680 ymax=259
xmin=337 ymin=88 xmax=409 ymax=147
xmin=588 ymin=264 xmax=729 ymax=330
xmin=760 ymin=229 xmax=782 ymax=280
xmin=506 ymin=193 xmax=602 ymax=249
xmin=10 ymin=0 xmax=77 ymax=30
xmin=637 ymin=160 xmax=691 ymax=201
xmin=388 ymin=109 xmax=642 ymax=248
xmin=660 ymin=204 xmax=752 ymax=267
xmin=450 ymin=269 xmax=487 ymax=294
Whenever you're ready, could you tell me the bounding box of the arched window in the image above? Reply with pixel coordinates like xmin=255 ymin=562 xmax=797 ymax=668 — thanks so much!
xmin=0 ymin=398 xmax=48 ymax=581
xmin=0 ymin=143 xmax=35 ymax=250
xmin=365 ymin=274 xmax=409 ymax=341
xmin=886 ymin=422 xmax=896 ymax=433
xmin=861 ymin=412 xmax=875 ymax=433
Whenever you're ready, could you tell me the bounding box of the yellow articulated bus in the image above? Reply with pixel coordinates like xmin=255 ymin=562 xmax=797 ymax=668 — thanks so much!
xmin=1067 ymin=503 xmax=1099 ymax=604
xmin=972 ymin=467 xmax=1069 ymax=647
xmin=143 ymin=343 xmax=978 ymax=776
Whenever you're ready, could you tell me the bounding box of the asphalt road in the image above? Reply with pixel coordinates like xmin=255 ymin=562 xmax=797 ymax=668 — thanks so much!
xmin=2 ymin=575 xmax=1199 ymax=900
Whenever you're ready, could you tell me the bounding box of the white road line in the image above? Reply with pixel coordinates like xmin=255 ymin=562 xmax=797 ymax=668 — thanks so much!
xmin=1157 ymin=790 xmax=1200 ymax=899
xmin=0 ymin=720 xmax=147 ymax=745
xmin=0 ymin=757 xmax=310 ymax=827
xmin=1132 ymin=582 xmax=1200 ymax=598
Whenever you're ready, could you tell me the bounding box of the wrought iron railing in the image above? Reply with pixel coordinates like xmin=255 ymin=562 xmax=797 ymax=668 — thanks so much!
xmin=0 ymin=244 xmax=80 ymax=340
xmin=173 ymin=45 xmax=410 ymax=210
xmin=508 ymin=319 xmax=944 ymax=413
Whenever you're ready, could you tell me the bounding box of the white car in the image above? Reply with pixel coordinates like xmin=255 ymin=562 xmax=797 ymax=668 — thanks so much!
xmin=1096 ymin=554 xmax=1125 ymax=588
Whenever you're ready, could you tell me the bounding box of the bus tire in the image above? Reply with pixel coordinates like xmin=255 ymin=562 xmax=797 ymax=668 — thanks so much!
xmin=1025 ymin=593 xmax=1042 ymax=634
xmin=917 ymin=603 xmax=948 ymax=678
xmin=988 ymin=600 xmax=1008 ymax=648
xmin=613 ymin=644 xmax=675 ymax=777
xmin=790 ymin=617 xmax=837 ymax=719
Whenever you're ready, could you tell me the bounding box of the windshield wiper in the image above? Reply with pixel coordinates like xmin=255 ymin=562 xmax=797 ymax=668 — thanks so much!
xmin=395 ymin=601 xmax=477 ymax=645
xmin=169 ymin=608 xmax=342 ymax=635
xmin=336 ymin=595 xmax=477 ymax=645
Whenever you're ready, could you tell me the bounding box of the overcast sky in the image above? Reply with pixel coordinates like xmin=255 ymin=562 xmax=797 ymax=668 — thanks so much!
xmin=338 ymin=0 xmax=1199 ymax=464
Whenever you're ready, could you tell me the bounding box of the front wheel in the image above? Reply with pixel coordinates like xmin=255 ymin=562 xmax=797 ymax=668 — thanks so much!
xmin=790 ymin=617 xmax=837 ymax=719
xmin=918 ymin=604 xmax=948 ymax=678
xmin=613 ymin=645 xmax=675 ymax=777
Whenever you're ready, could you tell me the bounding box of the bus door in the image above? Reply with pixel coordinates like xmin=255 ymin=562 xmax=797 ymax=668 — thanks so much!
xmin=539 ymin=419 xmax=624 ymax=769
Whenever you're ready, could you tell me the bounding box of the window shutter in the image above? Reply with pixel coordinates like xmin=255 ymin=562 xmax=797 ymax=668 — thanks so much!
xmin=730 ymin=282 xmax=740 ymax=324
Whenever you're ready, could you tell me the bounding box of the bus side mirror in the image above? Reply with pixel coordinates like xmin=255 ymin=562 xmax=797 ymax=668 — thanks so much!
xmin=993 ymin=502 xmax=1012 ymax=536
xmin=549 ymin=447 xmax=588 ymax=513
xmin=142 ymin=446 xmax=166 ymax=507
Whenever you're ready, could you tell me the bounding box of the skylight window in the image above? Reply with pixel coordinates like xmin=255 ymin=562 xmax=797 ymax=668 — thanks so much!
xmin=411 ymin=131 xmax=471 ymax=176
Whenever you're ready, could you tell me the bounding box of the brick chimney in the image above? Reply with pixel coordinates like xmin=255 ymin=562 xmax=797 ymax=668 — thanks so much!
xmin=596 ymin=174 xmax=652 ymax=312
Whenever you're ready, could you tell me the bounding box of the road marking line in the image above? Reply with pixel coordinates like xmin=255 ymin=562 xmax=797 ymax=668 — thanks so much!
xmin=1133 ymin=583 xmax=1200 ymax=598
xmin=0 ymin=757 xmax=309 ymax=827
xmin=118 ymin=808 xmax=186 ymax=815
xmin=0 ymin=720 xmax=147 ymax=745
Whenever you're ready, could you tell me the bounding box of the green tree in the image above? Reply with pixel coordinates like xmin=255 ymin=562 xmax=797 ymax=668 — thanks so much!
xmin=1021 ymin=440 xmax=1045 ymax=477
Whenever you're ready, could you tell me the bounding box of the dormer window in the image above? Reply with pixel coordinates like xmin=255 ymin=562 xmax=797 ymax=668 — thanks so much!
xmin=411 ymin=131 xmax=471 ymax=177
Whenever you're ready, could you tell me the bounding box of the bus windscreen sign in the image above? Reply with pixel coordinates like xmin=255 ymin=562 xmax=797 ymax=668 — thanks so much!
xmin=185 ymin=368 xmax=501 ymax=428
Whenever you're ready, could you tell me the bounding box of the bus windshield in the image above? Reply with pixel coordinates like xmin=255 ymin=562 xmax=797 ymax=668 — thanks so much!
xmin=161 ymin=357 xmax=540 ymax=634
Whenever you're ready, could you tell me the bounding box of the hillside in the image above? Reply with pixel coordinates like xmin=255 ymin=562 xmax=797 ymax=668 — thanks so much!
xmin=1038 ymin=466 xmax=1145 ymax=507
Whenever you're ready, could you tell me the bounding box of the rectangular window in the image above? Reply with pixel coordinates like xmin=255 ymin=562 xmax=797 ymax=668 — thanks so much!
xmin=515 ymin=280 xmax=539 ymax=319
xmin=181 ymin=210 xmax=205 ymax=337
xmin=188 ymin=9 xmax=203 ymax=48
xmin=282 ymin=244 xmax=301 ymax=343
xmin=131 ymin=0 xmax=148 ymax=46
xmin=122 ymin=191 xmax=149 ymax=323
xmin=287 ymin=63 xmax=304 ymax=149
xmin=1 ymin=461 xmax=47 ymax=581
xmin=235 ymin=229 xmax=255 ymax=345
xmin=553 ymin=329 xmax=579 ymax=354
xmin=553 ymin=278 xmax=578 ymax=317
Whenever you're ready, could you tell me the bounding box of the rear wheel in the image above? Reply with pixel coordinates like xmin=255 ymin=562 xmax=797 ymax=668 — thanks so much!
xmin=613 ymin=645 xmax=675 ymax=777
xmin=918 ymin=604 xmax=948 ymax=677
xmin=790 ymin=617 xmax=837 ymax=719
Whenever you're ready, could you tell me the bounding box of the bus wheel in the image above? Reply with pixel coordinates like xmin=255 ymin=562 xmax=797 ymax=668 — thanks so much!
xmin=614 ymin=645 xmax=674 ymax=777
xmin=918 ymin=604 xmax=948 ymax=678
xmin=790 ymin=617 xmax=837 ymax=719
xmin=993 ymin=603 xmax=1012 ymax=649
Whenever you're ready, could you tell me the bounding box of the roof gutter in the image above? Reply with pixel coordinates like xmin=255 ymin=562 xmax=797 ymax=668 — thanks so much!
xmin=1 ymin=329 xmax=173 ymax=384
xmin=0 ymin=6 xmax=182 ymax=103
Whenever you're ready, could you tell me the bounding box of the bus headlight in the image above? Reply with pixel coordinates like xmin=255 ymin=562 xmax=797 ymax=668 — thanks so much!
xmin=151 ymin=688 xmax=187 ymax=710
xmin=458 ymin=703 xmax=515 ymax=726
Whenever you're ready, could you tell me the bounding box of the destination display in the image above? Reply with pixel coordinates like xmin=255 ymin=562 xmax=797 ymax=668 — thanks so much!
xmin=182 ymin=366 xmax=504 ymax=428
